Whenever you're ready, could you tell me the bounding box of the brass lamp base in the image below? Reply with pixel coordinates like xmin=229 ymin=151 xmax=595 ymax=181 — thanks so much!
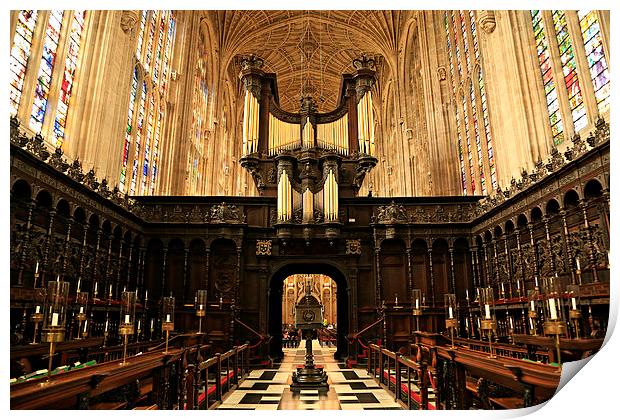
xmin=480 ymin=319 xmax=497 ymax=330
xmin=445 ymin=319 xmax=458 ymax=329
xmin=543 ymin=320 xmax=567 ymax=336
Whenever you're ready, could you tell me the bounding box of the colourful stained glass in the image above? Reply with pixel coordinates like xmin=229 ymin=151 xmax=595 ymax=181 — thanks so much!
xmin=470 ymin=82 xmax=485 ymax=195
xmin=9 ymin=10 xmax=39 ymax=116
xmin=123 ymin=10 xmax=176 ymax=195
xmin=160 ymin=12 xmax=175 ymax=95
xmin=531 ymin=10 xmax=565 ymax=145
xmin=136 ymin=10 xmax=147 ymax=60
xmin=553 ymin=10 xmax=587 ymax=132
xmin=53 ymin=11 xmax=86 ymax=147
xmin=30 ymin=10 xmax=64 ymax=133
xmin=152 ymin=11 xmax=165 ymax=86
xmin=461 ymin=11 xmax=471 ymax=71
xmin=150 ymin=105 xmax=163 ymax=195
xmin=470 ymin=10 xmax=497 ymax=190
xmin=451 ymin=12 xmax=462 ymax=79
xmin=455 ymin=103 xmax=467 ymax=195
xmin=445 ymin=11 xmax=466 ymax=195
xmin=463 ymin=94 xmax=475 ymax=193
xmin=130 ymin=81 xmax=147 ymax=195
xmin=140 ymin=93 xmax=155 ymax=195
xmin=578 ymin=10 xmax=610 ymax=114
xmin=144 ymin=11 xmax=157 ymax=75
xmin=444 ymin=12 xmax=456 ymax=95
xmin=120 ymin=67 xmax=139 ymax=191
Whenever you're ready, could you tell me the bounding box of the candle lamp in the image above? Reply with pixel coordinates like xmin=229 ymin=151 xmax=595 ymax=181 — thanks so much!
xmin=30 ymin=287 xmax=46 ymax=344
xmin=42 ymin=279 xmax=70 ymax=381
xmin=75 ymin=291 xmax=89 ymax=339
xmin=195 ymin=290 xmax=208 ymax=333
xmin=479 ymin=287 xmax=497 ymax=358
xmin=444 ymin=293 xmax=457 ymax=348
xmin=162 ymin=296 xmax=175 ymax=353
xmin=542 ymin=277 xmax=567 ymax=367
xmin=575 ymin=257 xmax=582 ymax=286
xmin=33 ymin=261 xmax=40 ymax=288
xmin=393 ymin=293 xmax=402 ymax=309
xmin=119 ymin=291 xmax=136 ymax=364
xmin=506 ymin=313 xmax=515 ymax=343
xmin=527 ymin=289 xmax=539 ymax=336
xmin=411 ymin=289 xmax=422 ymax=332
xmin=567 ymin=284 xmax=582 ymax=339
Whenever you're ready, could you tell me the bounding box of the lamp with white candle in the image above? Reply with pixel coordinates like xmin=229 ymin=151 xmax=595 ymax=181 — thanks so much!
xmin=479 ymin=287 xmax=497 ymax=358
xmin=30 ymin=288 xmax=46 ymax=344
xmin=42 ymin=279 xmax=69 ymax=380
xmin=567 ymin=284 xmax=582 ymax=339
xmin=33 ymin=261 xmax=40 ymax=288
xmin=542 ymin=276 xmax=567 ymax=367
xmin=161 ymin=296 xmax=175 ymax=354
xmin=75 ymin=291 xmax=89 ymax=339
xmin=411 ymin=289 xmax=422 ymax=332
xmin=195 ymin=290 xmax=208 ymax=333
xmin=119 ymin=290 xmax=137 ymax=364
xmin=444 ymin=294 xmax=458 ymax=348
xmin=527 ymin=289 xmax=539 ymax=336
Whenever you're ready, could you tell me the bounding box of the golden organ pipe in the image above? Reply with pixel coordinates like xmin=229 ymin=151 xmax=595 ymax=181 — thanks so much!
xmin=249 ymin=93 xmax=255 ymax=152
xmin=242 ymin=91 xmax=249 ymax=155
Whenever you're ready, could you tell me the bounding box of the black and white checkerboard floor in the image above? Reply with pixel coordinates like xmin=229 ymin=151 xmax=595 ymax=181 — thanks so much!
xmin=217 ymin=340 xmax=403 ymax=410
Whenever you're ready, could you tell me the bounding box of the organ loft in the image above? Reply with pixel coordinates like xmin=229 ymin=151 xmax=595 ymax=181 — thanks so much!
xmin=8 ymin=9 xmax=612 ymax=412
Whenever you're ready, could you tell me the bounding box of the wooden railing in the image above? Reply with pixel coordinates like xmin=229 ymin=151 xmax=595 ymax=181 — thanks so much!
xmin=347 ymin=316 xmax=384 ymax=364
xmin=433 ymin=345 xmax=561 ymax=409
xmin=451 ymin=337 xmax=550 ymax=363
xmin=367 ymin=344 xmax=433 ymax=409
xmin=185 ymin=344 xmax=250 ymax=410
xmin=11 ymin=347 xmax=191 ymax=409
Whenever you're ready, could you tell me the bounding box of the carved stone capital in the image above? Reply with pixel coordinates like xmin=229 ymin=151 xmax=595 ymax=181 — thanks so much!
xmin=478 ymin=11 xmax=497 ymax=34
xmin=120 ymin=10 xmax=140 ymax=34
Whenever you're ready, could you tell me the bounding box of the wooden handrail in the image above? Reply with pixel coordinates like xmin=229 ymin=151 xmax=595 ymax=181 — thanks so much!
xmin=11 ymin=348 xmax=186 ymax=409
xmin=350 ymin=316 xmax=384 ymax=340
xmin=186 ymin=344 xmax=251 ymax=410
xmin=233 ymin=316 xmax=263 ymax=339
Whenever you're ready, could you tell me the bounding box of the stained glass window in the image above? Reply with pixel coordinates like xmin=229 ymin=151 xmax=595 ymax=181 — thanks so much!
xmin=553 ymin=10 xmax=587 ymax=132
xmin=152 ymin=11 xmax=165 ymax=86
xmin=144 ymin=11 xmax=157 ymax=75
xmin=123 ymin=10 xmax=175 ymax=195
xmin=140 ymin=93 xmax=155 ymax=195
xmin=470 ymin=10 xmax=497 ymax=190
xmin=30 ymin=10 xmax=64 ymax=133
xmin=461 ymin=11 xmax=471 ymax=71
xmin=53 ymin=11 xmax=86 ymax=147
xmin=130 ymin=81 xmax=147 ymax=195
xmin=150 ymin=105 xmax=163 ymax=195
xmin=462 ymin=94 xmax=475 ymax=193
xmin=451 ymin=12 xmax=462 ymax=79
xmin=578 ymin=10 xmax=610 ymax=114
xmin=530 ymin=10 xmax=565 ymax=145
xmin=161 ymin=12 xmax=175 ymax=96
xmin=9 ymin=10 xmax=39 ymax=116
xmin=445 ymin=11 xmax=467 ymax=195
xmin=456 ymin=104 xmax=467 ymax=195
xmin=470 ymin=82 xmax=485 ymax=195
xmin=120 ymin=68 xmax=139 ymax=191
xmin=136 ymin=11 xmax=147 ymax=62
xmin=444 ymin=12 xmax=456 ymax=96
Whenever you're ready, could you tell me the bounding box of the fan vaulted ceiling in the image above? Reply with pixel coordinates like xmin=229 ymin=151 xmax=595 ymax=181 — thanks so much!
xmin=203 ymin=10 xmax=414 ymax=112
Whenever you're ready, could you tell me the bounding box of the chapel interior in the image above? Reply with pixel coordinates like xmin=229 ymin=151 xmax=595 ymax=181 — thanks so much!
xmin=8 ymin=9 xmax=611 ymax=410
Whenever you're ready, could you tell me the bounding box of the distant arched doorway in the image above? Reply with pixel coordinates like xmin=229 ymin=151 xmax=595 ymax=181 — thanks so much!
xmin=268 ymin=262 xmax=349 ymax=361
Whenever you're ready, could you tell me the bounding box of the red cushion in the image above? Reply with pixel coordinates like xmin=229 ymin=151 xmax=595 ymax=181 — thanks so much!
xmin=382 ymin=370 xmax=435 ymax=410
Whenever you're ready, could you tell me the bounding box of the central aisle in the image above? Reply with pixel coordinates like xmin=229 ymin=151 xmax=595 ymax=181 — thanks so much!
xmin=218 ymin=340 xmax=403 ymax=410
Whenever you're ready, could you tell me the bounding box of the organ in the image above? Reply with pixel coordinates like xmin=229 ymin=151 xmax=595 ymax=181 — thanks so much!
xmin=239 ymin=55 xmax=378 ymax=239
